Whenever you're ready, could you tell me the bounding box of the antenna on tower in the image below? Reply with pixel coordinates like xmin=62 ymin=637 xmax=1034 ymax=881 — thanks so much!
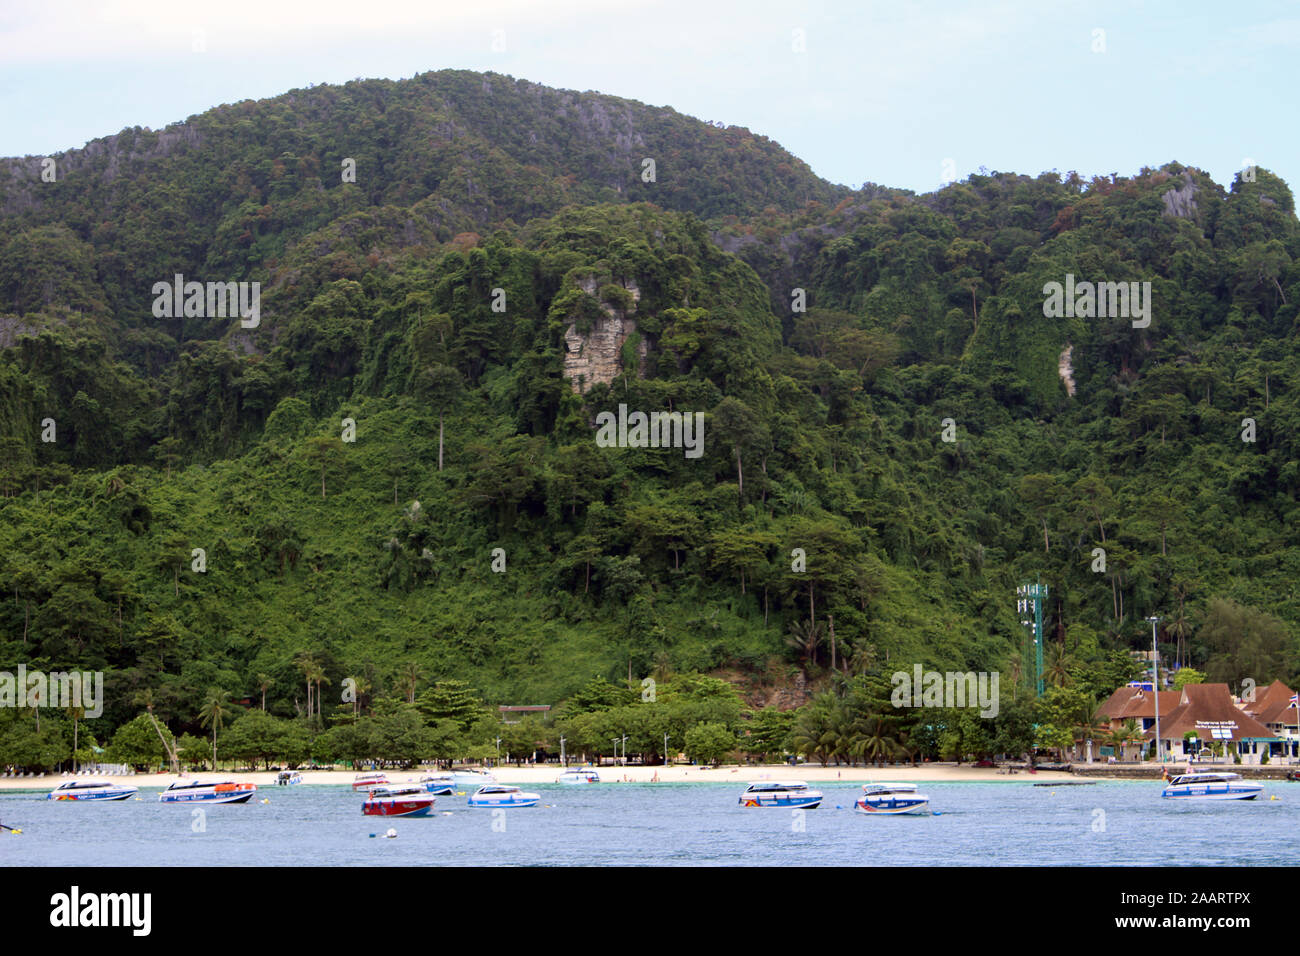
xmin=1016 ymin=580 xmax=1048 ymax=697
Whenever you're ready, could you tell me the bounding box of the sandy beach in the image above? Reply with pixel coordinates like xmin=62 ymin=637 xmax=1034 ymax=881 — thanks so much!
xmin=0 ymin=763 xmax=1084 ymax=791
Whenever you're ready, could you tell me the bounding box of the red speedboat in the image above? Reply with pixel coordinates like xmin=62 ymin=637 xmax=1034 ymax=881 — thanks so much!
xmin=362 ymin=785 xmax=436 ymax=817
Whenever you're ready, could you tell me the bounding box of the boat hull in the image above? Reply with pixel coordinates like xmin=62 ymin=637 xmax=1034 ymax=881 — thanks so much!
xmin=48 ymin=788 xmax=137 ymax=801
xmin=159 ymin=784 xmax=256 ymax=804
xmin=854 ymin=797 xmax=930 ymax=815
xmin=467 ymin=796 xmax=540 ymax=808
xmin=1161 ymin=786 xmax=1261 ymax=800
xmin=739 ymin=795 xmax=822 ymax=809
xmin=363 ymin=798 xmax=435 ymax=817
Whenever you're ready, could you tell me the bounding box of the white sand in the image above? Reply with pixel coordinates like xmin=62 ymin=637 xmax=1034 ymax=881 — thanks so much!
xmin=0 ymin=762 xmax=1082 ymax=791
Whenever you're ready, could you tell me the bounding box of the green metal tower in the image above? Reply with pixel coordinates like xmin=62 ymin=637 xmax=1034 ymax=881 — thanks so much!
xmin=1017 ymin=581 xmax=1048 ymax=697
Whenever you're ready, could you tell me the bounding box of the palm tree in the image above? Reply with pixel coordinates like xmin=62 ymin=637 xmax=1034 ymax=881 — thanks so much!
xmin=845 ymin=640 xmax=878 ymax=676
xmin=1105 ymin=718 xmax=1143 ymax=762
xmin=1167 ymin=588 xmax=1192 ymax=667
xmin=312 ymin=665 xmax=331 ymax=721
xmin=134 ymin=687 xmax=179 ymax=773
xmin=856 ymin=714 xmax=904 ymax=767
xmin=1071 ymin=698 xmax=1108 ymax=762
xmin=295 ymin=652 xmax=318 ymax=721
xmin=65 ymin=702 xmax=84 ymax=772
xmin=788 ymin=705 xmax=834 ymax=766
xmin=786 ymin=618 xmax=824 ymax=668
xmin=1005 ymin=651 xmax=1024 ymax=700
xmin=1045 ymin=643 xmax=1075 ymax=688
xmin=256 ymin=673 xmax=273 ymax=712
xmin=400 ymin=661 xmax=421 ymax=704
xmin=198 ymin=689 xmax=231 ymax=770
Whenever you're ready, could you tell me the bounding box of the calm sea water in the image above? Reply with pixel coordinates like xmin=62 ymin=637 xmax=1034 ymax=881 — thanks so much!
xmin=3 ymin=780 xmax=1299 ymax=866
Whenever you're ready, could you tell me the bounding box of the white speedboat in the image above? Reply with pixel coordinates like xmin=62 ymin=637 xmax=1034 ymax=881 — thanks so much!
xmin=466 ymin=785 xmax=540 ymax=808
xmin=1161 ymin=772 xmax=1262 ymax=800
xmin=418 ymin=773 xmax=457 ymax=795
xmin=854 ymin=783 xmax=931 ymax=815
xmin=451 ymin=769 xmax=496 ymax=787
xmin=738 ymin=781 xmax=823 ymax=808
xmin=47 ymin=780 xmax=139 ymax=801
xmin=158 ymin=780 xmax=257 ymax=804
xmin=557 ymin=768 xmax=600 ymax=784
xmin=275 ymin=771 xmax=303 ymax=786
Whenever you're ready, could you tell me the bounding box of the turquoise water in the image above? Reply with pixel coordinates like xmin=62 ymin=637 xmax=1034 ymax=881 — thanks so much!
xmin=3 ymin=781 xmax=1299 ymax=866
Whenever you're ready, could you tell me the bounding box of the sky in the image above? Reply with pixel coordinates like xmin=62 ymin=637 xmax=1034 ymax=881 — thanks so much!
xmin=1 ymin=0 xmax=1296 ymax=196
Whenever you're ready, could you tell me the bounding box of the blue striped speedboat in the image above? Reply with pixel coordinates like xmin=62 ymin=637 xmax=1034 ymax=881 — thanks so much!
xmin=854 ymin=783 xmax=930 ymax=815
xmin=47 ymin=780 xmax=138 ymax=801
xmin=738 ymin=781 xmax=823 ymax=808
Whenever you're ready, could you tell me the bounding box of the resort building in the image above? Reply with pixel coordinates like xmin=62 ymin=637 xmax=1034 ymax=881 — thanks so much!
xmin=1094 ymin=682 xmax=1181 ymax=759
xmin=1241 ymin=680 xmax=1300 ymax=760
xmin=1142 ymin=683 xmax=1275 ymax=764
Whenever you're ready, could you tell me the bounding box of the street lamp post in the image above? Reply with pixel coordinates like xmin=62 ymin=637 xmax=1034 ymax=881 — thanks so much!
xmin=622 ymin=734 xmax=628 ymax=766
xmin=664 ymin=733 xmax=670 ymax=767
xmin=494 ymin=736 xmax=501 ymax=767
xmin=1147 ymin=616 xmax=1161 ymax=764
xmin=560 ymin=735 xmax=566 ymax=768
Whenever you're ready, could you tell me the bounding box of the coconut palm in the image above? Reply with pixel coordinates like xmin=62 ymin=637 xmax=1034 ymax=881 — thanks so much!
xmin=1071 ymin=698 xmax=1109 ymax=761
xmin=198 ymin=689 xmax=231 ymax=770
xmin=845 ymin=640 xmax=878 ymax=676
xmin=256 ymin=673 xmax=273 ymax=712
xmin=788 ymin=703 xmax=835 ymax=766
xmin=1105 ymin=718 xmax=1144 ymax=762
xmin=134 ymin=687 xmax=179 ymax=772
xmin=65 ymin=702 xmax=84 ymax=772
xmin=855 ymin=714 xmax=905 ymax=767
xmin=1005 ymin=651 xmax=1024 ymax=700
xmin=1045 ymin=643 xmax=1076 ymax=688
xmin=786 ymin=618 xmax=824 ymax=668
xmin=295 ymin=652 xmax=320 ymax=721
xmin=400 ymin=661 xmax=421 ymax=704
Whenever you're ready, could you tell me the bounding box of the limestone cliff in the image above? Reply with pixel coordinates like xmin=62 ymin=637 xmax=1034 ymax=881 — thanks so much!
xmin=563 ymin=277 xmax=648 ymax=392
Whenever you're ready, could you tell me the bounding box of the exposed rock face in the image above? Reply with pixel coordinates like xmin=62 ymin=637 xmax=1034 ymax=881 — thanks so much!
xmin=563 ymin=278 xmax=648 ymax=392
xmin=1058 ymin=344 xmax=1076 ymax=397
xmin=1162 ymin=171 xmax=1199 ymax=218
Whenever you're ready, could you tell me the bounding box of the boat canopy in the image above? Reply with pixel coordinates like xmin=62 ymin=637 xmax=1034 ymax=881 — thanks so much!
xmin=743 ymin=781 xmax=810 ymax=791
xmin=1168 ymin=772 xmax=1243 ymax=785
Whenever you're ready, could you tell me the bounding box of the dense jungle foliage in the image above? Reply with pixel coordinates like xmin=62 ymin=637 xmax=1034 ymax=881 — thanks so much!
xmin=0 ymin=70 xmax=1297 ymax=770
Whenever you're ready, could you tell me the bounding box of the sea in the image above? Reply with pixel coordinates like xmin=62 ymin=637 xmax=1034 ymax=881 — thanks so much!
xmin=3 ymin=780 xmax=1299 ymax=866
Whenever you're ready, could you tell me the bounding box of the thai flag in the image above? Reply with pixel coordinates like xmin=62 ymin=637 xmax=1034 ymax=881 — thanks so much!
xmin=1290 ymin=693 xmax=1298 ymax=707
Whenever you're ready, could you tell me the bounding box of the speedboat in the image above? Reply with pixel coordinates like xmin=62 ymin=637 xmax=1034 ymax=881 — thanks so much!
xmin=418 ymin=773 xmax=457 ymax=795
xmin=854 ymin=783 xmax=931 ymax=815
xmin=362 ymin=784 xmax=436 ymax=817
xmin=47 ymin=780 xmax=139 ymax=801
xmin=466 ymin=785 xmax=540 ymax=808
xmin=557 ymin=768 xmax=600 ymax=784
xmin=1161 ymin=772 xmax=1262 ymax=800
xmin=276 ymin=771 xmax=303 ymax=786
xmin=158 ymin=780 xmax=257 ymax=804
xmin=352 ymin=772 xmax=390 ymax=791
xmin=738 ymin=781 xmax=823 ymax=808
xmin=451 ymin=769 xmax=496 ymax=787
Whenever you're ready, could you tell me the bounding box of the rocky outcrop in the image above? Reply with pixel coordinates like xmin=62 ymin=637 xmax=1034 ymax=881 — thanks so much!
xmin=1058 ymin=345 xmax=1076 ymax=397
xmin=563 ymin=278 xmax=648 ymax=392
xmin=1162 ymin=170 xmax=1199 ymax=218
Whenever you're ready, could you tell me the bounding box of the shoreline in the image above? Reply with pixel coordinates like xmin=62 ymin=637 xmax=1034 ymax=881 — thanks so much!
xmin=0 ymin=763 xmax=1090 ymax=791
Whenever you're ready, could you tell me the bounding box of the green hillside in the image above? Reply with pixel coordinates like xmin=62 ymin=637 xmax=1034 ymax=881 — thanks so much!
xmin=1 ymin=71 xmax=1297 ymax=770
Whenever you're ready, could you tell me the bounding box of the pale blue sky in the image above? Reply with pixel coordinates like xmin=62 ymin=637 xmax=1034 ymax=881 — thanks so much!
xmin=1 ymin=0 xmax=1295 ymax=196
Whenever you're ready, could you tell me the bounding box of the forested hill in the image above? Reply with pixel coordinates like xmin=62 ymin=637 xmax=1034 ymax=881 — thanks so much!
xmin=0 ymin=69 xmax=1298 ymax=761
